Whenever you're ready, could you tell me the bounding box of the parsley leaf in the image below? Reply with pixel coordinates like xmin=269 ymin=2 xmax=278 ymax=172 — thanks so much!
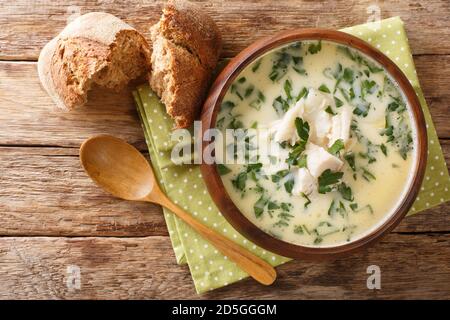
xmin=343 ymin=67 xmax=354 ymax=83
xmin=254 ymin=195 xmax=268 ymax=218
xmin=334 ymin=96 xmax=344 ymax=108
xmin=328 ymin=139 xmax=344 ymax=155
xmin=217 ymin=164 xmax=231 ymax=175
xmin=301 ymin=192 xmax=311 ymax=208
xmin=231 ymin=172 xmax=247 ymax=191
xmin=286 ymin=141 xmax=306 ymax=166
xmin=318 ymin=84 xmax=331 ymax=93
xmin=353 ymin=102 xmax=371 ymax=117
xmin=271 ymin=169 xmax=290 ymax=183
xmin=380 ymin=143 xmax=387 ymax=156
xmin=338 ymin=182 xmax=354 ymax=201
xmin=318 ymin=169 xmax=344 ymax=194
xmin=344 ymin=152 xmax=356 ymax=171
xmin=295 ymin=117 xmax=310 ymax=141
xmin=284 ymin=176 xmax=295 ymax=194
xmin=325 ymin=106 xmax=337 ymax=115
xmin=308 ymin=41 xmax=322 ymax=54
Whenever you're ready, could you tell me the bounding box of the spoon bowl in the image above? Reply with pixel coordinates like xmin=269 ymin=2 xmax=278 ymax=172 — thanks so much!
xmin=80 ymin=135 xmax=154 ymax=201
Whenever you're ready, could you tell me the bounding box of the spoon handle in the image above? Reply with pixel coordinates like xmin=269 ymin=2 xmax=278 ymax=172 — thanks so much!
xmin=156 ymin=197 xmax=277 ymax=286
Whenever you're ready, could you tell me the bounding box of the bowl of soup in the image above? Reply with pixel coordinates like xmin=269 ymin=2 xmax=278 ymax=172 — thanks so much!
xmin=200 ymin=29 xmax=427 ymax=259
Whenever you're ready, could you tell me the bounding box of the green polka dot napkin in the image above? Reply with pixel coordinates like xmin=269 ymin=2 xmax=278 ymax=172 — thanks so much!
xmin=133 ymin=17 xmax=450 ymax=294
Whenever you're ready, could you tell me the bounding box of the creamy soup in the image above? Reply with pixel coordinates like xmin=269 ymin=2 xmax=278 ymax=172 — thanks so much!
xmin=216 ymin=40 xmax=416 ymax=247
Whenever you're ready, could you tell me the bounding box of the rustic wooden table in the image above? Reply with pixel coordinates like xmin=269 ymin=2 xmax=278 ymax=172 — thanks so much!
xmin=0 ymin=0 xmax=449 ymax=299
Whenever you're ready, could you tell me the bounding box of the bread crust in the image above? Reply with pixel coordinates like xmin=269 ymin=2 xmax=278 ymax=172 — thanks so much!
xmin=150 ymin=0 xmax=222 ymax=128
xmin=38 ymin=12 xmax=151 ymax=110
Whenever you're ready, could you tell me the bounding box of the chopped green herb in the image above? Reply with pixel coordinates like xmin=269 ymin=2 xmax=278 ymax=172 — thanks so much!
xmin=217 ymin=164 xmax=231 ymax=175
xmin=284 ymin=79 xmax=293 ymax=100
xmin=349 ymin=87 xmax=355 ymax=100
xmin=230 ymin=84 xmax=243 ymax=100
xmin=231 ymin=172 xmax=247 ymax=191
xmin=318 ymin=169 xmax=344 ymax=194
xmin=297 ymin=154 xmax=307 ymax=168
xmin=308 ymin=41 xmax=322 ymax=54
xmin=293 ymin=66 xmax=307 ymax=75
xmin=344 ymin=152 xmax=356 ymax=171
xmin=328 ymin=200 xmax=335 ymax=216
xmin=361 ymin=167 xmax=376 ymax=181
xmin=334 ymin=96 xmax=344 ymax=108
xmin=244 ymin=84 xmax=254 ymax=98
xmin=249 ymin=99 xmax=262 ymax=110
xmin=257 ymin=90 xmax=266 ymax=103
xmin=252 ymin=58 xmax=262 ymax=72
xmin=293 ymin=225 xmax=304 ymax=234
xmin=301 ymin=192 xmax=311 ymax=208
xmin=269 ymin=51 xmax=290 ymax=82
xmin=338 ymin=201 xmax=348 ymax=218
xmin=284 ymin=176 xmax=295 ymax=194
xmin=362 ymin=79 xmax=378 ymax=97
xmin=268 ymin=201 xmax=280 ymax=210
xmin=221 ymin=100 xmax=235 ymax=109
xmin=343 ymin=68 xmax=354 ymax=83
xmin=380 ymin=143 xmax=387 ymax=156
xmin=338 ymin=182 xmax=354 ymax=201
xmin=254 ymin=195 xmax=268 ymax=218
xmin=350 ymin=203 xmax=373 ymax=214
xmin=325 ymin=105 xmax=337 ymax=115
xmin=295 ymin=117 xmax=310 ymax=141
xmin=328 ymin=139 xmax=344 ymax=155
xmin=353 ymin=102 xmax=371 ymax=117
xmin=246 ymin=163 xmax=262 ymax=172
xmin=271 ymin=170 xmax=290 ymax=183
xmin=272 ymin=95 xmax=289 ymax=115
xmin=318 ymin=84 xmax=331 ymax=93
xmin=292 ymin=56 xmax=303 ymax=65
xmin=296 ymin=87 xmax=308 ymax=101
xmin=286 ymin=141 xmax=307 ymax=166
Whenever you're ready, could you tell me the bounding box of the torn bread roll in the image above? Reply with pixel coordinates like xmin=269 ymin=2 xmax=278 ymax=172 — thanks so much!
xmin=150 ymin=0 xmax=222 ymax=128
xmin=38 ymin=12 xmax=152 ymax=110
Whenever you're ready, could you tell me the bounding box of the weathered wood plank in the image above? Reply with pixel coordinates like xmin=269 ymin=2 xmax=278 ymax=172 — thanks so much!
xmin=0 ymin=0 xmax=449 ymax=61
xmin=0 ymin=233 xmax=448 ymax=299
xmin=0 ymin=141 xmax=448 ymax=237
xmin=0 ymin=57 xmax=449 ymax=151
xmin=415 ymin=55 xmax=450 ymax=138
xmin=0 ymin=62 xmax=147 ymax=148
xmin=0 ymin=146 xmax=166 ymax=236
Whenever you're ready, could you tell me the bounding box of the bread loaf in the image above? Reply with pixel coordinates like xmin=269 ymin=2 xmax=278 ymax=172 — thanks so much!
xmin=149 ymin=0 xmax=222 ymax=128
xmin=38 ymin=2 xmax=222 ymax=129
xmin=38 ymin=12 xmax=152 ymax=110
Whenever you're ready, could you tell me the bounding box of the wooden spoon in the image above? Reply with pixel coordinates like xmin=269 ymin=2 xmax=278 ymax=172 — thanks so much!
xmin=79 ymin=134 xmax=276 ymax=285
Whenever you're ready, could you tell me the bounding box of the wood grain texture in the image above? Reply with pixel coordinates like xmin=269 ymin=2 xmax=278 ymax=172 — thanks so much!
xmin=0 ymin=233 xmax=448 ymax=299
xmin=0 ymin=146 xmax=166 ymax=236
xmin=0 ymin=0 xmax=449 ymax=60
xmin=0 ymin=62 xmax=147 ymax=148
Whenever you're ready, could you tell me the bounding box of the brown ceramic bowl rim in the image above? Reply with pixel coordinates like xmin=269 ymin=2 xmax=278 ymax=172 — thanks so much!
xmin=200 ymin=28 xmax=427 ymax=260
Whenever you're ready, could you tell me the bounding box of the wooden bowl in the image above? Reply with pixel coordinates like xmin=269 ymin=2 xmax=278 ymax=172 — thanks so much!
xmin=200 ymin=29 xmax=427 ymax=260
